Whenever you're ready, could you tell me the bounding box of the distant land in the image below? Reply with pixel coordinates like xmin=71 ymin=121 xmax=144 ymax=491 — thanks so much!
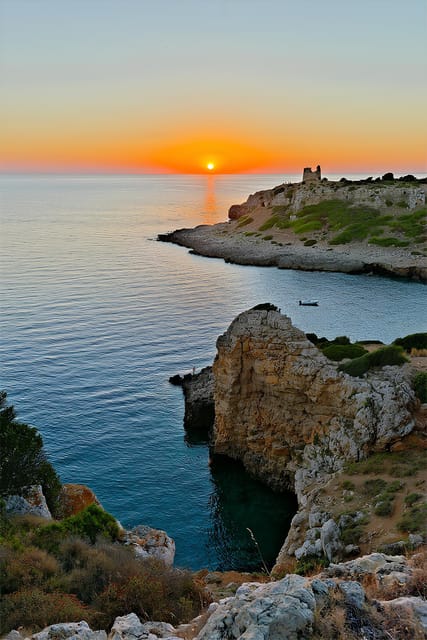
xmin=159 ymin=169 xmax=427 ymax=282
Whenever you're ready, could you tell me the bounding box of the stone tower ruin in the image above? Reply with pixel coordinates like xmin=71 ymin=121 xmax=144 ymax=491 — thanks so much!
xmin=302 ymin=165 xmax=321 ymax=183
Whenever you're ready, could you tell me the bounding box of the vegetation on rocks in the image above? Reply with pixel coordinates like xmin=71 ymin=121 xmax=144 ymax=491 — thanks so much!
xmin=0 ymin=392 xmax=62 ymax=515
xmin=0 ymin=512 xmax=207 ymax=633
xmin=413 ymin=372 xmax=427 ymax=403
xmin=338 ymin=345 xmax=408 ymax=377
xmin=393 ymin=332 xmax=427 ymax=352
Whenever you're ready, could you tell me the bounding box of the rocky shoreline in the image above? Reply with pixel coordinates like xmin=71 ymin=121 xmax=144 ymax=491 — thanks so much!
xmin=158 ymin=175 xmax=427 ymax=282
xmin=159 ymin=224 xmax=427 ymax=282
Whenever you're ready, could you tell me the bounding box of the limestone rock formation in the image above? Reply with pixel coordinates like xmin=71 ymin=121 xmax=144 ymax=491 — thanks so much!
xmin=227 ymin=179 xmax=426 ymax=219
xmin=122 ymin=525 xmax=176 ymax=566
xmin=6 ymin=554 xmax=425 ymax=640
xmin=211 ymin=306 xmax=416 ymax=562
xmin=109 ymin=613 xmax=181 ymax=640
xmin=196 ymin=553 xmax=426 ymax=639
xmin=5 ymin=484 xmax=52 ymax=519
xmin=213 ymin=307 xmax=415 ymax=492
xmin=59 ymin=483 xmax=102 ymax=517
xmin=182 ymin=366 xmax=214 ymax=431
xmin=29 ymin=622 xmax=106 ymax=640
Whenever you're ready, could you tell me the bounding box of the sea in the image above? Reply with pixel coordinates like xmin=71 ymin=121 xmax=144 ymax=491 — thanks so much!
xmin=0 ymin=173 xmax=425 ymax=570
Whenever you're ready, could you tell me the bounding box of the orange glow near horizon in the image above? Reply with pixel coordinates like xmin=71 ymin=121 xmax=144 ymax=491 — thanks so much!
xmin=1 ymin=122 xmax=426 ymax=175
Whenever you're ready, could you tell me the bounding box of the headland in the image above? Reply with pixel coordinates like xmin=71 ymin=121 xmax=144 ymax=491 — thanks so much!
xmin=159 ymin=170 xmax=427 ymax=282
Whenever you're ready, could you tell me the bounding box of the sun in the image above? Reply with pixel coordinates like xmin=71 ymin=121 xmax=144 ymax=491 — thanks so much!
xmin=207 ymin=162 xmax=215 ymax=171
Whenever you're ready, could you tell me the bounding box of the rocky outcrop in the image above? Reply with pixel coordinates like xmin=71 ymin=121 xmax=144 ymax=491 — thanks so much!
xmin=59 ymin=483 xmax=102 ymax=517
xmin=5 ymin=485 xmax=52 ymax=519
xmin=7 ymin=553 xmax=426 ymax=639
xmin=213 ymin=307 xmax=415 ymax=491
xmin=109 ymin=613 xmax=181 ymax=640
xmin=122 ymin=525 xmax=176 ymax=566
xmin=210 ymin=306 xmax=416 ymax=562
xmin=197 ymin=553 xmax=426 ymax=639
xmin=227 ymin=179 xmax=426 ymax=219
xmin=182 ymin=367 xmax=214 ymax=431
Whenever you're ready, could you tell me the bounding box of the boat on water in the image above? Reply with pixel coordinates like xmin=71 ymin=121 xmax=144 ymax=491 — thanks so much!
xmin=298 ymin=300 xmax=319 ymax=306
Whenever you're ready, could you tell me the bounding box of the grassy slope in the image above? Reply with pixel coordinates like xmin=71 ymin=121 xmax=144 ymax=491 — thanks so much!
xmin=259 ymin=200 xmax=426 ymax=251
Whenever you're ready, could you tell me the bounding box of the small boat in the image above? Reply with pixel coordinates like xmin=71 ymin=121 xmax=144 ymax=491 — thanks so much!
xmin=298 ymin=300 xmax=319 ymax=306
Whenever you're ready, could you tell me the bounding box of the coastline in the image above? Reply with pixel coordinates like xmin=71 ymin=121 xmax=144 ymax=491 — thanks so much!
xmin=159 ymin=222 xmax=427 ymax=282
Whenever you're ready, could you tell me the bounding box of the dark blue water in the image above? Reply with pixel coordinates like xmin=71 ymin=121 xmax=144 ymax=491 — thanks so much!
xmin=0 ymin=174 xmax=425 ymax=569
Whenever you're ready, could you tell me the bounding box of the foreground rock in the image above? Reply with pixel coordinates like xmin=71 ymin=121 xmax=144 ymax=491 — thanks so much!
xmin=197 ymin=552 xmax=426 ymax=639
xmin=6 ymin=552 xmax=426 ymax=639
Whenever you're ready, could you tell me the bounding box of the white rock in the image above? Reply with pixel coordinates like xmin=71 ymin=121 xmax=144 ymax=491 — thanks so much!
xmin=5 ymin=485 xmax=52 ymax=519
xmin=321 ymin=519 xmax=343 ymax=563
xmin=380 ymin=596 xmax=427 ymax=632
xmin=123 ymin=526 xmax=175 ymax=565
xmin=197 ymin=575 xmax=316 ymax=640
xmin=32 ymin=621 xmax=106 ymax=640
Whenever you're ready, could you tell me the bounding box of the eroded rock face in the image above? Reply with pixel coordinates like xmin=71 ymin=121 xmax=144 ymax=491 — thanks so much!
xmin=213 ymin=307 xmax=415 ymax=495
xmin=182 ymin=366 xmax=214 ymax=431
xmin=212 ymin=307 xmax=416 ymax=562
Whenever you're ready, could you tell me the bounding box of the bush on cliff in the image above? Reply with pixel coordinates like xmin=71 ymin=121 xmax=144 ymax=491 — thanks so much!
xmin=322 ymin=344 xmax=368 ymax=362
xmin=393 ymin=332 xmax=427 ymax=352
xmin=33 ymin=504 xmax=120 ymax=552
xmin=0 ymin=516 xmax=207 ymax=633
xmin=413 ymin=372 xmax=427 ymax=403
xmin=339 ymin=345 xmax=408 ymax=377
xmin=0 ymin=391 xmax=62 ymax=515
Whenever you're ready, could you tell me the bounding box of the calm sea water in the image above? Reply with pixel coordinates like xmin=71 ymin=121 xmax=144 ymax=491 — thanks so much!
xmin=0 ymin=174 xmax=425 ymax=569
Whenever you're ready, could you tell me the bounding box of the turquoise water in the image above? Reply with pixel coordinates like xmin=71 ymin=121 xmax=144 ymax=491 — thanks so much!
xmin=0 ymin=174 xmax=425 ymax=569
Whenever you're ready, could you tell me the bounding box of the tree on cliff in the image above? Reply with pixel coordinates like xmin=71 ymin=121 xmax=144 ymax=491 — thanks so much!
xmin=0 ymin=390 xmax=61 ymax=514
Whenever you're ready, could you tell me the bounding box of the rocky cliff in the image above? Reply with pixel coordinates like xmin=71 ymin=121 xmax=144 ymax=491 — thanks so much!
xmin=181 ymin=306 xmax=419 ymax=564
xmin=228 ymin=179 xmax=426 ymax=219
xmin=213 ymin=306 xmax=415 ymax=492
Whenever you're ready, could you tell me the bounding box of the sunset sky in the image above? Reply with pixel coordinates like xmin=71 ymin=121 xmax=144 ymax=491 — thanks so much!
xmin=1 ymin=0 xmax=426 ymax=175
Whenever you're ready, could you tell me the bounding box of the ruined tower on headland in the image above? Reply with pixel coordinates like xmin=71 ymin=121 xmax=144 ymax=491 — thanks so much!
xmin=302 ymin=165 xmax=321 ymax=183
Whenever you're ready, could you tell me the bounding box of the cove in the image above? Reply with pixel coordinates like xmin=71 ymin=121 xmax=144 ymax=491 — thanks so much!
xmin=207 ymin=455 xmax=298 ymax=571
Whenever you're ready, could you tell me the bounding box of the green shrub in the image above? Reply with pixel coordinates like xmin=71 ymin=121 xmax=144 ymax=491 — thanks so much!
xmin=341 ymin=480 xmax=355 ymax=491
xmin=339 ymin=345 xmax=408 ymax=377
xmin=339 ymin=354 xmax=370 ymax=377
xmin=374 ymin=499 xmax=394 ymax=516
xmin=262 ymin=235 xmax=273 ymax=241
xmin=295 ymin=554 xmax=328 ymax=576
xmin=303 ymin=239 xmax=317 ymax=246
xmin=362 ymin=479 xmax=387 ymax=497
xmin=322 ymin=344 xmax=368 ymax=362
xmin=367 ymin=345 xmax=408 ymax=367
xmin=397 ymin=502 xmax=427 ymax=534
xmin=414 ymin=372 xmax=427 ymax=403
xmin=340 ymin=524 xmax=364 ymax=546
xmin=393 ymin=333 xmax=427 ymax=352
xmin=404 ymin=493 xmax=423 ymax=506
xmin=0 ymin=392 xmax=62 ymax=515
xmin=35 ymin=505 xmax=120 ymax=549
